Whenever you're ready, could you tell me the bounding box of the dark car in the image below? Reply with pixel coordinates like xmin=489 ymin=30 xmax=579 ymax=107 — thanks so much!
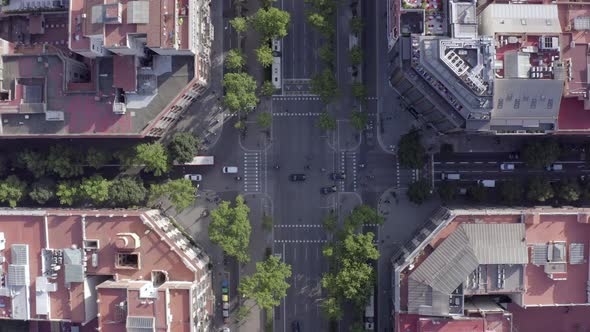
xmin=321 ymin=186 xmax=337 ymax=194
xmin=290 ymin=174 xmax=306 ymax=181
xmin=292 ymin=321 xmax=300 ymax=332
xmin=330 ymin=172 xmax=346 ymax=181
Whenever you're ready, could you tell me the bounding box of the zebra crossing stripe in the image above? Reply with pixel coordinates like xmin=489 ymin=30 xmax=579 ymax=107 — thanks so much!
xmin=273 ymin=240 xmax=327 ymax=243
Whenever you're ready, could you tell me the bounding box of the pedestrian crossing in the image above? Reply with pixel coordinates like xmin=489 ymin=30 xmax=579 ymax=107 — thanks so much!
xmin=272 ymin=96 xmax=321 ymax=101
xmin=274 ymin=239 xmax=327 ymax=243
xmin=243 ymin=152 xmax=260 ymax=192
xmin=339 ymin=151 xmax=358 ymax=192
xmin=274 ymin=224 xmax=322 ymax=228
xmin=273 ymin=112 xmax=322 ymax=117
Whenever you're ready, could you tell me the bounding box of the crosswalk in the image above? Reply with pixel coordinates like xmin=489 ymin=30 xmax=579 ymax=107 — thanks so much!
xmin=273 ymin=112 xmax=322 ymax=116
xmin=243 ymin=152 xmax=261 ymax=192
xmin=272 ymin=96 xmax=321 ymax=101
xmin=339 ymin=151 xmax=358 ymax=192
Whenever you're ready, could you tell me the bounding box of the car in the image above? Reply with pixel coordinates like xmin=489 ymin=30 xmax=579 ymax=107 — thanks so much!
xmin=184 ymin=174 xmax=202 ymax=181
xmin=330 ymin=172 xmax=346 ymax=180
xmin=223 ymin=166 xmax=238 ymax=174
xmin=222 ymin=302 xmax=229 ymax=310
xmin=321 ymin=186 xmax=338 ymax=194
xmin=500 ymin=163 xmax=515 ymax=171
xmin=223 ymin=309 xmax=229 ymax=318
xmin=292 ymin=321 xmax=300 ymax=332
xmin=222 ymin=328 xmax=230 ymax=332
xmin=290 ymin=174 xmax=306 ymax=181
xmin=222 ymin=294 xmax=229 ymax=302
xmin=546 ymin=164 xmax=563 ymax=171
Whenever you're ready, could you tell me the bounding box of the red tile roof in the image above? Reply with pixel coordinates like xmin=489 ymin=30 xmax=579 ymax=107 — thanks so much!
xmin=113 ymin=55 xmax=137 ymax=92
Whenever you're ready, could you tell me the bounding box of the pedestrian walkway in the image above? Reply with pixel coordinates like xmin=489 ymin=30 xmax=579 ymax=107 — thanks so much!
xmin=274 ymin=224 xmax=322 ymax=228
xmin=272 ymin=96 xmax=321 ymax=101
xmin=339 ymin=151 xmax=358 ymax=192
xmin=243 ymin=152 xmax=261 ymax=192
xmin=274 ymin=239 xmax=327 ymax=243
xmin=273 ymin=112 xmax=322 ymax=116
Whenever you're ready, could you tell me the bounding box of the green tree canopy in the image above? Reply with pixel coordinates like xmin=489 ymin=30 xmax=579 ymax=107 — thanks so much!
xmin=223 ymin=72 xmax=259 ymax=113
xmin=398 ymin=130 xmax=426 ymax=169
xmin=351 ymin=82 xmax=367 ymax=102
xmin=135 ymin=143 xmax=169 ymax=176
xmin=258 ymin=0 xmax=277 ymax=9
xmin=251 ymin=7 xmax=291 ymax=41
xmin=319 ymin=43 xmax=336 ymax=68
xmin=109 ymin=177 xmax=147 ymax=207
xmin=467 ymin=183 xmax=487 ymax=202
xmin=85 ymin=147 xmax=110 ymax=169
xmin=522 ymin=140 xmax=560 ymax=169
xmin=260 ymin=80 xmax=276 ymax=97
xmin=322 ymin=210 xmax=337 ymax=233
xmin=230 ymin=17 xmax=248 ymax=33
xmin=557 ymin=178 xmax=581 ymax=202
xmin=114 ymin=148 xmax=136 ymax=169
xmin=56 ymin=180 xmax=80 ymax=206
xmin=350 ymin=109 xmax=368 ymax=131
xmin=344 ymin=205 xmax=383 ymax=232
xmin=239 ymin=255 xmax=292 ymax=311
xmin=168 ymin=132 xmax=201 ymax=164
xmin=320 ymin=296 xmax=343 ymax=321
xmin=16 ymin=149 xmax=47 ymax=178
xmin=29 ymin=178 xmax=56 ymax=205
xmin=527 ymin=177 xmax=554 ymax=202
xmin=317 ymin=111 xmax=337 ymax=131
xmin=149 ymin=178 xmax=196 ymax=212
xmin=322 ymin=259 xmax=374 ymax=308
xmin=500 ymin=181 xmax=524 ymax=205
xmin=80 ymin=175 xmax=111 ymax=205
xmin=0 ymin=175 xmax=27 ymax=208
xmin=438 ymin=181 xmax=457 ymax=202
xmin=310 ymin=68 xmax=339 ymax=104
xmin=256 ymin=112 xmax=272 ymax=129
xmin=209 ymin=195 xmax=252 ymax=263
xmin=225 ymin=48 xmax=246 ymax=71
xmin=255 ymin=44 xmax=274 ymax=68
xmin=46 ymin=145 xmax=84 ymax=178
xmin=407 ymin=179 xmax=432 ymax=205
xmin=350 ymin=16 xmax=364 ymax=35
xmin=307 ymin=11 xmax=333 ymax=36
xmin=349 ymin=46 xmax=363 ymax=66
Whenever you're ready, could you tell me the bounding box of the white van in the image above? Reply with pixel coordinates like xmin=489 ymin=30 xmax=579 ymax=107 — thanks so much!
xmin=478 ymin=180 xmax=496 ymax=188
xmin=222 ymin=166 xmax=238 ymax=174
xmin=441 ymin=173 xmax=460 ymax=180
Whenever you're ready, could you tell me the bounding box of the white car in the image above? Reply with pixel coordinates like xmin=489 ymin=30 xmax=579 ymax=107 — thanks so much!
xmin=184 ymin=174 xmax=202 ymax=181
xmin=500 ymin=163 xmax=515 ymax=171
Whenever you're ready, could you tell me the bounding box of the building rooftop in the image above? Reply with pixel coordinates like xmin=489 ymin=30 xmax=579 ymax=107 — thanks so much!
xmin=0 ymin=209 xmax=211 ymax=330
xmin=479 ymin=4 xmax=561 ymax=36
xmin=394 ymin=208 xmax=590 ymax=332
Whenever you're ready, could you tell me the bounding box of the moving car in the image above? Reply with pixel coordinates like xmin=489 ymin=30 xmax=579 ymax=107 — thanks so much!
xmin=441 ymin=173 xmax=460 ymax=180
xmin=184 ymin=174 xmax=203 ymax=181
xmin=290 ymin=174 xmax=306 ymax=181
xmin=478 ymin=180 xmax=496 ymax=188
xmin=546 ymin=164 xmax=563 ymax=171
xmin=321 ymin=186 xmax=337 ymax=194
xmin=223 ymin=166 xmax=238 ymax=174
xmin=330 ymin=172 xmax=346 ymax=180
xmin=500 ymin=163 xmax=515 ymax=171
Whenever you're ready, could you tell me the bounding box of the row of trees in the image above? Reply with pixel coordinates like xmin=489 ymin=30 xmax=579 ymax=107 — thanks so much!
xmin=320 ymin=205 xmax=383 ymax=323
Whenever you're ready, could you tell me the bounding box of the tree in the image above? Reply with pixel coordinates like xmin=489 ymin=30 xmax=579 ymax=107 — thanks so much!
xmin=251 ymin=7 xmax=291 ymax=41
xmin=29 ymin=178 xmax=56 ymax=205
xmin=321 ymin=296 xmax=343 ymax=321
xmin=317 ymin=111 xmax=337 ymax=131
xmin=16 ymin=149 xmax=46 ymax=178
xmin=239 ymin=255 xmax=292 ymax=311
xmin=85 ymin=147 xmax=110 ymax=169
xmin=135 ymin=143 xmax=169 ymax=176
xmin=322 ymin=259 xmax=374 ymax=307
xmin=225 ymin=49 xmax=246 ymax=71
xmin=319 ymin=43 xmax=336 ymax=68
xmin=350 ymin=109 xmax=368 ymax=131
xmin=0 ymin=175 xmax=27 ymax=208
xmin=46 ymin=145 xmax=84 ymax=178
xmin=340 ymin=232 xmax=380 ymax=262
xmin=109 ymin=177 xmax=147 ymax=207
xmin=557 ymin=178 xmax=581 ymax=202
xmin=398 ymin=130 xmax=426 ymax=169
xmin=255 ymin=44 xmax=274 ymax=68
xmin=438 ymin=181 xmax=457 ymax=202
xmin=310 ymin=69 xmax=338 ymax=104
xmin=230 ymin=17 xmax=248 ymax=34
xmin=113 ymin=147 xmax=136 ymax=169
xmin=307 ymin=12 xmax=333 ymax=36
xmin=344 ymin=205 xmax=384 ymax=233
xmin=500 ymin=181 xmax=524 ymax=205
xmin=223 ymin=72 xmax=259 ymax=113
xmin=467 ymin=183 xmax=487 ymax=203
xmin=527 ymin=177 xmax=554 ymax=202
xmin=56 ymin=180 xmax=80 ymax=206
xmin=259 ymin=0 xmax=277 ymax=8
xmin=261 ymin=81 xmax=276 ymax=97
xmin=322 ymin=210 xmax=337 ymax=233
xmin=80 ymin=175 xmax=111 ymax=205
xmin=257 ymin=112 xmax=272 ymax=129
xmin=522 ymin=140 xmax=560 ymax=169
xmin=349 ymin=46 xmax=363 ymax=66
xmin=350 ymin=16 xmax=364 ymax=35
xmin=262 ymin=214 xmax=273 ymax=231
xmin=0 ymin=155 xmax=8 ymax=178
xmin=168 ymin=132 xmax=201 ymax=164
xmin=407 ymin=179 xmax=432 ymax=205
xmin=209 ymin=195 xmax=252 ymax=263
xmin=149 ymin=179 xmax=196 ymax=212
xmin=351 ymin=82 xmax=367 ymax=102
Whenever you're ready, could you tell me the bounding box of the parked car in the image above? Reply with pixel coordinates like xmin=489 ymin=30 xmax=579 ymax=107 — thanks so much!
xmin=321 ymin=186 xmax=337 ymax=194
xmin=184 ymin=174 xmax=203 ymax=181
xmin=290 ymin=174 xmax=306 ymax=181
xmin=330 ymin=172 xmax=346 ymax=180
xmin=441 ymin=173 xmax=460 ymax=180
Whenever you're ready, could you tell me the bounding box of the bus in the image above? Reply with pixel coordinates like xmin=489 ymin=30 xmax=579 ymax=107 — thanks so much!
xmin=173 ymin=156 xmax=214 ymax=166
xmin=364 ymin=292 xmax=375 ymax=330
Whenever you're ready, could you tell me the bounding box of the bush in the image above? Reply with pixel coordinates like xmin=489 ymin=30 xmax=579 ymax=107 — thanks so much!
xmin=29 ymin=178 xmax=56 ymax=205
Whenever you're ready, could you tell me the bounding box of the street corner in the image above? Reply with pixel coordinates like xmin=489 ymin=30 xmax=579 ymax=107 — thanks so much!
xmin=377 ymin=187 xmax=400 ymax=218
xmin=337 ymin=191 xmax=363 ymax=215
xmin=239 ymin=119 xmax=271 ymax=151
xmin=337 ymin=120 xmax=362 ymax=151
